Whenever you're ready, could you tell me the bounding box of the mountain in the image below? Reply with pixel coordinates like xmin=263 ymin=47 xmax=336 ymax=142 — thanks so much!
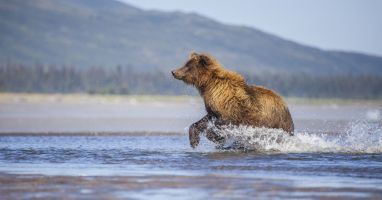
xmin=0 ymin=0 xmax=381 ymax=75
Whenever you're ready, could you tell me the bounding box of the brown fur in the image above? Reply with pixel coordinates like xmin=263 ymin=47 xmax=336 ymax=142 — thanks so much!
xmin=172 ymin=52 xmax=294 ymax=148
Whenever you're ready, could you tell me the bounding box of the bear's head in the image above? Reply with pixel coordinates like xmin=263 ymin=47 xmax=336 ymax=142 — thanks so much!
xmin=172 ymin=52 xmax=219 ymax=88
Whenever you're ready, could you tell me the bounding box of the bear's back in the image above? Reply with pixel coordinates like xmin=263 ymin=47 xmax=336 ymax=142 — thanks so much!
xmin=246 ymin=85 xmax=294 ymax=133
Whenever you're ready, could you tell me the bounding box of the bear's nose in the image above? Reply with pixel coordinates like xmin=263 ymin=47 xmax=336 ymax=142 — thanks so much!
xmin=171 ymin=70 xmax=175 ymax=76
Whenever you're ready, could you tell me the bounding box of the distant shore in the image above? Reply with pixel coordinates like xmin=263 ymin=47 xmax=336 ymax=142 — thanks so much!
xmin=0 ymin=131 xmax=182 ymax=136
xmin=0 ymin=93 xmax=199 ymax=105
xmin=0 ymin=93 xmax=381 ymax=106
xmin=0 ymin=93 xmax=380 ymax=134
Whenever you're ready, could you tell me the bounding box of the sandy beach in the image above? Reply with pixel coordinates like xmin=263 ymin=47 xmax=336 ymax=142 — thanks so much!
xmin=0 ymin=93 xmax=381 ymax=134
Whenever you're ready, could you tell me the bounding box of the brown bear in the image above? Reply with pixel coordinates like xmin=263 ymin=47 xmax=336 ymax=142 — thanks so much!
xmin=172 ymin=52 xmax=294 ymax=148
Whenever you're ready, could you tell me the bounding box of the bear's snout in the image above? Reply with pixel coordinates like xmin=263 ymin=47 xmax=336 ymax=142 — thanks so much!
xmin=171 ymin=69 xmax=182 ymax=80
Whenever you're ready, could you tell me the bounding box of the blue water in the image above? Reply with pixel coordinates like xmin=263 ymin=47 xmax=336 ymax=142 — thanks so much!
xmin=0 ymin=133 xmax=381 ymax=199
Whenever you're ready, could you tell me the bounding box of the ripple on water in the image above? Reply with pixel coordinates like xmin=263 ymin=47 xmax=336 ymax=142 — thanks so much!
xmin=0 ymin=120 xmax=381 ymax=199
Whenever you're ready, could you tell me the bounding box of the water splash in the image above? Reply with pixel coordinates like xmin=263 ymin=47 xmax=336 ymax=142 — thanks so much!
xmin=206 ymin=120 xmax=382 ymax=153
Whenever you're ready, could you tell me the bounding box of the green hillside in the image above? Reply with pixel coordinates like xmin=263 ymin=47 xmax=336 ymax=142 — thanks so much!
xmin=0 ymin=0 xmax=381 ymax=75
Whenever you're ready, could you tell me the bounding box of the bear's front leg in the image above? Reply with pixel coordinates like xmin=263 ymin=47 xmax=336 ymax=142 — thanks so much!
xmin=205 ymin=117 xmax=227 ymax=147
xmin=206 ymin=128 xmax=226 ymax=147
xmin=189 ymin=123 xmax=201 ymax=148
xmin=189 ymin=115 xmax=210 ymax=148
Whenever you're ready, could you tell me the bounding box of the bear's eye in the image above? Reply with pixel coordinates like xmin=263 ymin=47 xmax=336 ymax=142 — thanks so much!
xmin=185 ymin=60 xmax=193 ymax=66
xmin=184 ymin=62 xmax=194 ymax=71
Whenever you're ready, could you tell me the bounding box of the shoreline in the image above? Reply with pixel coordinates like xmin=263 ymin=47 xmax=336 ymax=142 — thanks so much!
xmin=1 ymin=92 xmax=381 ymax=106
xmin=1 ymin=93 xmax=380 ymax=135
xmin=0 ymin=131 xmax=183 ymax=136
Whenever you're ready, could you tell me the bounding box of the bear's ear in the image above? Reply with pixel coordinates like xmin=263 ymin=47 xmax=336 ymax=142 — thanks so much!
xmin=189 ymin=52 xmax=199 ymax=59
xmin=199 ymin=54 xmax=212 ymax=67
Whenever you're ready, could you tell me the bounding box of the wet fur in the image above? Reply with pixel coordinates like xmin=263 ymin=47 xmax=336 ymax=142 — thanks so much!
xmin=172 ymin=53 xmax=294 ymax=148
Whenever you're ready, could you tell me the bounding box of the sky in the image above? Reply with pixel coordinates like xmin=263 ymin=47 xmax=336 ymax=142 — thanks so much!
xmin=118 ymin=0 xmax=382 ymax=56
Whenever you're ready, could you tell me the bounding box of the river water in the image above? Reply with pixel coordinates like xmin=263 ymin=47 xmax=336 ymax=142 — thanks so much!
xmin=0 ymin=99 xmax=381 ymax=199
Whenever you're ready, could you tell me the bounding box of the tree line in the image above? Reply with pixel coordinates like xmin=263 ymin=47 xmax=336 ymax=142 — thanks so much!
xmin=0 ymin=63 xmax=381 ymax=99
